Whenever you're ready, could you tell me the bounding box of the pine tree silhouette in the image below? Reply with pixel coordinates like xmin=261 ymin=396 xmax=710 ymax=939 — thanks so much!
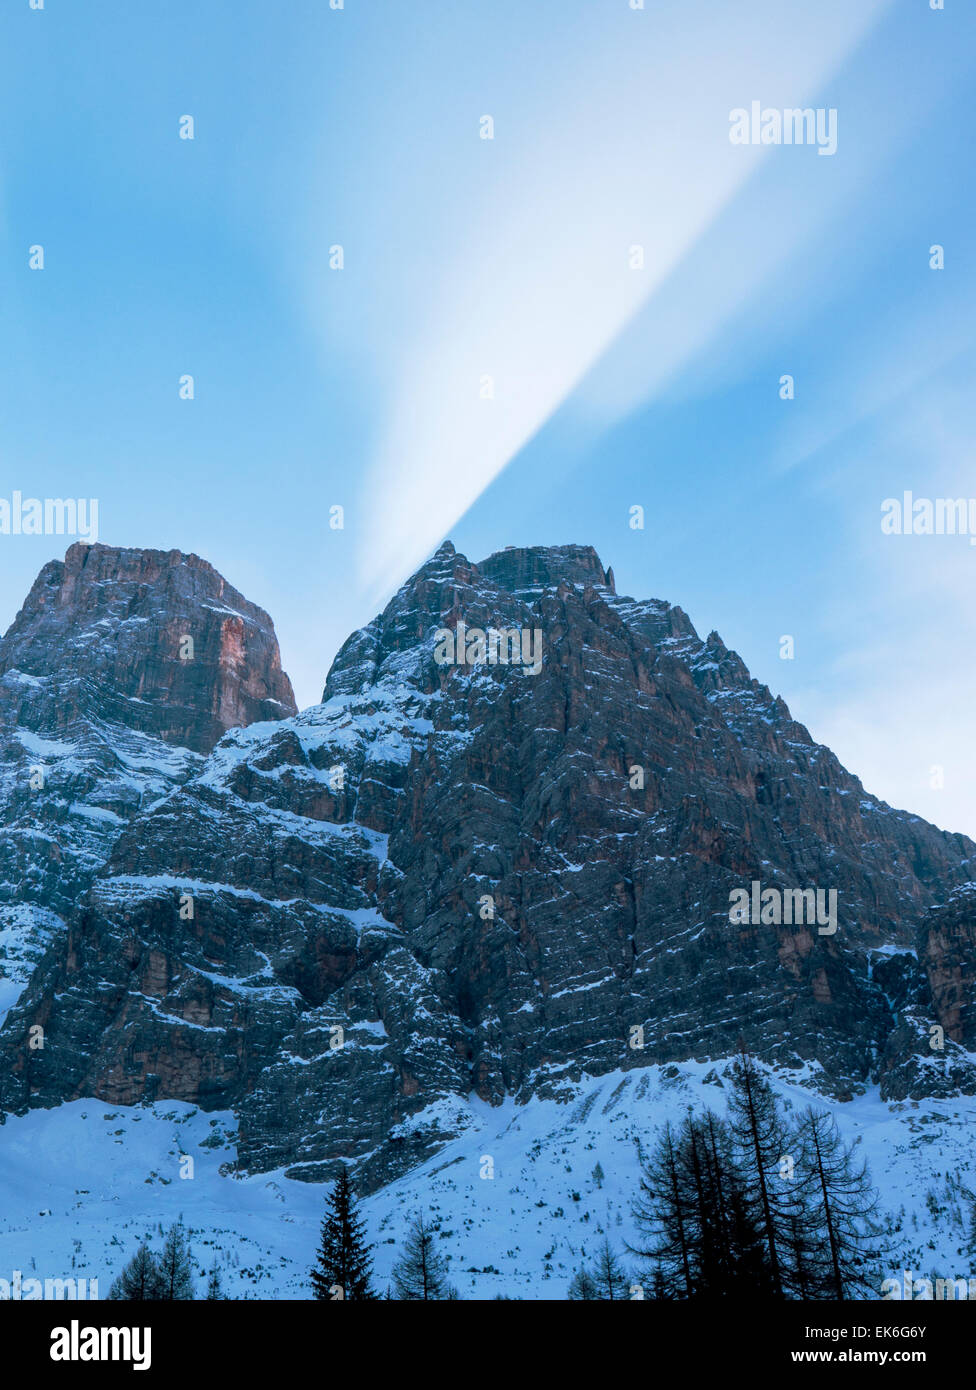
xmin=310 ymin=1165 xmax=375 ymax=1301
xmin=630 ymin=1121 xmax=697 ymax=1297
xmin=567 ymin=1238 xmax=630 ymax=1299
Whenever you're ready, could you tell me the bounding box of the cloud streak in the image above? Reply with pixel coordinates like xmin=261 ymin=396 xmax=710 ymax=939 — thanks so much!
xmin=356 ymin=0 xmax=892 ymax=601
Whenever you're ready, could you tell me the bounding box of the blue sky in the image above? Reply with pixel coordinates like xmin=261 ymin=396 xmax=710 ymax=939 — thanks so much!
xmin=1 ymin=0 xmax=975 ymax=834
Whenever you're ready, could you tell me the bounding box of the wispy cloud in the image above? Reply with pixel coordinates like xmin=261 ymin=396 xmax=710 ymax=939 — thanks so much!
xmin=356 ymin=0 xmax=892 ymax=600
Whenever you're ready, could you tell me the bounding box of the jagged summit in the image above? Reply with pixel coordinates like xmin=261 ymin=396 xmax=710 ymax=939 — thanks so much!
xmin=325 ymin=541 xmax=615 ymax=700
xmin=479 ymin=543 xmax=614 ymax=595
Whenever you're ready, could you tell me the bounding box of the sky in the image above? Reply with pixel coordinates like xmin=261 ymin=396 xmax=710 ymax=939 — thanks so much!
xmin=1 ymin=0 xmax=975 ymax=836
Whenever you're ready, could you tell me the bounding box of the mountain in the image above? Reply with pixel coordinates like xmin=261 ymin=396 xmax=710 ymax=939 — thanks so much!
xmin=0 ymin=543 xmax=296 ymax=1023
xmin=0 ymin=540 xmax=974 ymax=1194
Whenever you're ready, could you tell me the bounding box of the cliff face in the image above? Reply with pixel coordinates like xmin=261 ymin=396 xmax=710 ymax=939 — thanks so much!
xmin=0 ymin=542 xmax=296 ymax=754
xmin=0 ymin=543 xmax=296 ymax=1024
xmin=0 ymin=541 xmax=973 ymax=1189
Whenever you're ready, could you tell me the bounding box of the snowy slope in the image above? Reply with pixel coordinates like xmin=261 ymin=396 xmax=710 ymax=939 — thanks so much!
xmin=1 ymin=1061 xmax=973 ymax=1300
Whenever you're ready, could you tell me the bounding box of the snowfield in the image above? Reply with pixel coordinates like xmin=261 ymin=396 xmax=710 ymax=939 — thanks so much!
xmin=1 ymin=1061 xmax=974 ymax=1300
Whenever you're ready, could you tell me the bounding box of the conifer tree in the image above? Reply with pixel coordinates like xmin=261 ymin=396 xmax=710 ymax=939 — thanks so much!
xmin=795 ymin=1105 xmax=881 ymax=1299
xmin=107 ymin=1243 xmax=164 ymax=1300
xmin=206 ymin=1262 xmax=225 ymax=1300
xmin=727 ymin=1050 xmax=796 ymax=1297
xmin=630 ymin=1122 xmax=697 ymax=1298
xmin=591 ymin=1237 xmax=631 ymax=1300
xmin=310 ymin=1165 xmax=375 ymax=1301
xmin=631 ymin=1111 xmax=774 ymax=1298
xmin=783 ymin=1212 xmax=819 ymax=1301
xmin=630 ymin=1061 xmax=888 ymax=1301
xmin=701 ymin=1109 xmax=774 ymax=1297
xmin=157 ymin=1220 xmax=196 ymax=1300
xmin=567 ymin=1265 xmax=599 ymax=1300
xmin=567 ymin=1238 xmax=631 ymax=1300
xmin=391 ymin=1212 xmax=457 ymax=1300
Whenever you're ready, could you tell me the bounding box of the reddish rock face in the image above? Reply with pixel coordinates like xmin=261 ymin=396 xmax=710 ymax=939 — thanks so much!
xmin=1 ymin=541 xmax=975 ymax=1191
xmin=0 ymin=543 xmax=296 ymax=754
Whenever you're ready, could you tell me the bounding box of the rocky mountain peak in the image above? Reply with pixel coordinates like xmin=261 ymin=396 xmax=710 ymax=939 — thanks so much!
xmin=324 ymin=541 xmax=616 ymax=700
xmin=0 ymin=542 xmax=297 ymax=755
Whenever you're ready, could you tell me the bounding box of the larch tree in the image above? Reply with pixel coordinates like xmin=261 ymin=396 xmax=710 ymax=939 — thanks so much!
xmin=108 ymin=1244 xmax=164 ymax=1301
xmin=795 ymin=1105 xmax=881 ymax=1299
xmin=391 ymin=1212 xmax=457 ymax=1301
xmin=157 ymin=1220 xmax=196 ymax=1300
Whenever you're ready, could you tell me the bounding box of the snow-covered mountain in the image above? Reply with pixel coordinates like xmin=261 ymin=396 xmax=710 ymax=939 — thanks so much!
xmin=0 ymin=540 xmax=974 ymax=1297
